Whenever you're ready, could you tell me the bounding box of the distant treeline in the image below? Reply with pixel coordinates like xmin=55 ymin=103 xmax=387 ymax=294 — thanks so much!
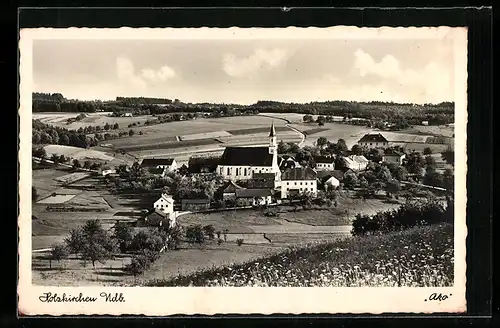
xmin=32 ymin=92 xmax=454 ymax=125
xmin=32 ymin=119 xmax=99 ymax=148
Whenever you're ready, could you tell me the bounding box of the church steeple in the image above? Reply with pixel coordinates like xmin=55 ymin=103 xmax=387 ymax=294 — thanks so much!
xmin=269 ymin=122 xmax=276 ymax=137
xmin=269 ymin=122 xmax=277 ymax=151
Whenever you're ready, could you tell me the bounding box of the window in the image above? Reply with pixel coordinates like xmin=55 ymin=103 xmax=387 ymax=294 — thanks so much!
xmin=220 ymin=167 xmax=223 ymax=175
xmin=300 ymin=182 xmax=302 ymax=185
xmin=286 ymin=182 xmax=289 ymax=185
xmin=244 ymin=168 xmax=247 ymax=175
xmin=227 ymin=167 xmax=230 ymax=175
xmin=294 ymin=182 xmax=297 ymax=185
xmin=370 ymin=143 xmax=373 ymax=145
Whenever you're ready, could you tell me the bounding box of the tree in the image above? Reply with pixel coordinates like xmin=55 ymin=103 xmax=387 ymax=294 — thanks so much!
xmin=386 ymin=163 xmax=408 ymax=181
xmin=113 ymin=222 xmax=134 ymax=253
xmin=288 ymin=143 xmax=300 ymax=153
xmin=72 ymin=159 xmax=81 ymax=169
xmin=441 ymin=149 xmax=455 ymax=165
xmin=443 ymin=168 xmax=454 ymax=191
xmin=405 ymin=152 xmax=425 ymax=175
xmin=49 ymin=244 xmax=69 ymax=269
xmin=104 ymin=122 xmax=111 ymax=130
xmin=423 ymin=167 xmax=444 ymax=187
xmin=351 ymin=144 xmax=363 ymax=155
xmin=129 ymin=129 xmax=135 ymax=136
xmin=316 ymin=137 xmax=328 ymax=148
xmin=113 ymin=123 xmax=119 ymax=129
xmin=343 ymin=172 xmax=358 ymax=189
xmin=83 ymin=160 xmax=92 ymax=169
xmin=358 ymin=176 xmax=369 ymax=189
xmin=185 ymin=225 xmax=205 ymax=245
xmin=60 ymin=134 xmax=70 ymax=145
xmin=337 ymin=139 xmax=348 ymax=152
xmin=423 ymin=147 xmax=433 ymax=155
xmin=79 ymin=220 xmax=117 ymax=268
xmin=425 ymin=155 xmax=436 ymax=168
xmin=277 ymin=140 xmax=290 ymax=154
xmin=64 ymin=228 xmax=84 ymax=256
xmin=202 ymin=225 xmax=216 ymax=240
xmin=385 ymin=179 xmax=401 ymax=198
xmin=130 ymin=230 xmax=164 ymax=253
xmin=303 ymin=114 xmax=314 ymax=123
xmin=317 ymin=115 xmax=326 ymax=126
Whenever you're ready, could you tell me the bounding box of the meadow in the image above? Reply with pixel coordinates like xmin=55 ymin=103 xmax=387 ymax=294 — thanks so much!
xmin=144 ymin=223 xmax=453 ymax=287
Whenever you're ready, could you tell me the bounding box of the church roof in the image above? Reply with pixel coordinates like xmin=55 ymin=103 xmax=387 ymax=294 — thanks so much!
xmin=219 ymin=147 xmax=274 ymax=166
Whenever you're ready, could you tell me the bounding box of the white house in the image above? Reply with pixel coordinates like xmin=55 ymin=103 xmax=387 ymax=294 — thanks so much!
xmin=324 ymin=176 xmax=341 ymax=190
xmin=235 ymin=189 xmax=273 ymax=206
xmin=101 ymin=169 xmax=116 ymax=176
xmin=382 ymin=149 xmax=406 ymax=165
xmin=153 ymin=193 xmax=174 ymax=215
xmin=281 ymin=167 xmax=318 ymax=199
xmin=357 ymin=133 xmax=389 ymax=149
xmin=343 ymin=155 xmax=369 ymax=171
xmin=217 ymin=123 xmax=281 ymax=183
xmin=421 ymin=120 xmax=429 ymax=126
xmin=314 ymin=156 xmax=335 ymax=171
xmin=141 ymin=158 xmax=177 ymax=172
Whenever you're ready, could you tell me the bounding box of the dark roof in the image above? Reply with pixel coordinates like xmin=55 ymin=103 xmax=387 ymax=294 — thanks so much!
xmin=252 ymin=172 xmax=275 ymax=180
xmin=141 ymin=158 xmax=175 ymax=167
xmin=316 ymin=170 xmax=344 ymax=180
xmin=221 ymin=180 xmax=244 ymax=193
xmin=188 ymin=157 xmax=219 ymax=173
xmin=235 ymin=189 xmax=272 ymax=198
xmin=181 ymin=198 xmax=210 ymax=204
xmin=269 ymin=123 xmax=276 ymax=137
xmin=314 ymin=155 xmax=335 ymax=163
xmin=282 ymin=167 xmax=317 ymax=180
xmin=358 ymin=133 xmax=388 ymax=143
xmin=219 ymin=147 xmax=273 ymax=166
xmin=148 ymin=167 xmax=165 ymax=175
xmin=147 ymin=208 xmax=169 ymax=218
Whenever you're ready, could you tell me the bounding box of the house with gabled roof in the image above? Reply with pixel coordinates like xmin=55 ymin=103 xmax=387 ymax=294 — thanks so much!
xmin=140 ymin=158 xmax=177 ymax=172
xmin=313 ymin=155 xmax=335 ymax=171
xmin=280 ymin=167 xmax=317 ymax=199
xmin=382 ymin=149 xmax=406 ymax=165
xmin=217 ymin=124 xmax=281 ymax=182
xmin=357 ymin=133 xmax=389 ymax=149
xmin=342 ymin=155 xmax=369 ymax=171
xmin=235 ymin=188 xmax=273 ymax=206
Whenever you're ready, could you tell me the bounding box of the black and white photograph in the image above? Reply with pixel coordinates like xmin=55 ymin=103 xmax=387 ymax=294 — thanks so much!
xmin=18 ymin=26 xmax=468 ymax=315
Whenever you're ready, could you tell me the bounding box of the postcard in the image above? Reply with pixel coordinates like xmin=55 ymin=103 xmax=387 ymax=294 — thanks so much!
xmin=18 ymin=26 xmax=467 ymax=315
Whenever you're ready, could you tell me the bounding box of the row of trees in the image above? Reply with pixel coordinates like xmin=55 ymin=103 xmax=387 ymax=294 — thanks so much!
xmin=351 ymin=196 xmax=454 ymax=236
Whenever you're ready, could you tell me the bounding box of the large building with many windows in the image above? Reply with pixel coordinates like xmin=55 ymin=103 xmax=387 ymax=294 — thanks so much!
xmin=217 ymin=123 xmax=281 ymax=183
xmin=280 ymin=167 xmax=317 ymax=199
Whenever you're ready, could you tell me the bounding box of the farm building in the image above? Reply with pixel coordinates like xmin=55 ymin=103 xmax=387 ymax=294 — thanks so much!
xmin=313 ymin=155 xmax=335 ymax=171
xmin=217 ymin=124 xmax=281 ymax=182
xmin=181 ymin=198 xmax=211 ymax=211
xmin=281 ymin=167 xmax=317 ymax=199
xmin=382 ymin=149 xmax=406 ymax=165
xmin=217 ymin=180 xmax=245 ymax=201
xmin=316 ymin=170 xmax=344 ymax=191
xmin=278 ymin=155 xmax=301 ymax=170
xmin=342 ymin=155 xmax=369 ymax=171
xmin=141 ymin=209 xmax=174 ymax=228
xmin=153 ymin=193 xmax=174 ymax=215
xmin=421 ymin=120 xmax=429 ymax=126
xmin=140 ymin=158 xmax=177 ymax=172
xmin=235 ymin=188 xmax=273 ymax=206
xmin=101 ymin=169 xmax=116 ymax=176
xmin=357 ymin=133 xmax=389 ymax=149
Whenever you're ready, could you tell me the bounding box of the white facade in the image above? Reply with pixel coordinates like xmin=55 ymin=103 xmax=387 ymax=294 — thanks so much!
xmin=358 ymin=141 xmax=389 ymax=149
xmin=315 ymin=162 xmax=335 ymax=171
xmin=382 ymin=154 xmax=406 ymax=165
xmin=281 ymin=180 xmax=317 ymax=199
xmin=157 ymin=159 xmax=177 ymax=172
xmin=153 ymin=193 xmax=174 ymax=215
xmin=324 ymin=176 xmax=340 ymax=190
xmin=343 ymin=155 xmax=369 ymax=171
xmin=218 ymin=165 xmax=281 ymax=181
xmin=102 ymin=169 xmax=116 ymax=176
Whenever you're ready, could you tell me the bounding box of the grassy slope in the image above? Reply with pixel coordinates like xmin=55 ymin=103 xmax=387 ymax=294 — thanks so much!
xmin=144 ymin=223 xmax=453 ymax=287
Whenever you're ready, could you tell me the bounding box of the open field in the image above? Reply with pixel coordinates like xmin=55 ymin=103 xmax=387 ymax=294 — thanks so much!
xmin=403 ymin=124 xmax=455 ymax=137
xmin=53 ymin=172 xmax=91 ymax=184
xmin=44 ymin=144 xmax=115 ymax=162
xmin=294 ymin=122 xmax=374 ymax=148
xmin=180 ymin=131 xmax=232 ymax=141
xmin=37 ymin=194 xmax=76 ymax=204
xmin=33 ymin=112 xmax=153 ymax=130
xmin=259 ymin=113 xmax=345 ymax=124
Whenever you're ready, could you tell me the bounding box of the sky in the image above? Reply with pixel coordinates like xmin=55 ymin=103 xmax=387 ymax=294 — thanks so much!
xmin=32 ymin=34 xmax=456 ymax=105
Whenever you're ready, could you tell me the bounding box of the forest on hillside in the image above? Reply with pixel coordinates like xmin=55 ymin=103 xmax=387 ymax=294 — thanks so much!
xmin=32 ymin=93 xmax=454 ymax=125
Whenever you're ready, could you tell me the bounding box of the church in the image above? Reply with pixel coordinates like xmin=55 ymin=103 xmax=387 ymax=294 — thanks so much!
xmin=217 ymin=123 xmax=281 ymax=184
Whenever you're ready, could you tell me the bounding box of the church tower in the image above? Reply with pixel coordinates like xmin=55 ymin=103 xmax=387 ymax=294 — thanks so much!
xmin=269 ymin=122 xmax=277 ymax=152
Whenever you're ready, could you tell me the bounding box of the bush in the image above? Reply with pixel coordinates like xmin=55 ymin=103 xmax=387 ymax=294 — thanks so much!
xmin=125 ymin=250 xmax=159 ymax=276
xmin=130 ymin=230 xmax=164 ymax=253
xmin=263 ymin=207 xmax=278 ymax=217
xmin=185 ymin=224 xmax=205 ymax=245
xmin=236 ymin=238 xmax=244 ymax=246
xmin=202 ymin=225 xmax=216 ymax=240
xmin=217 ymin=238 xmax=223 ymax=246
xmin=351 ymin=199 xmax=448 ymax=236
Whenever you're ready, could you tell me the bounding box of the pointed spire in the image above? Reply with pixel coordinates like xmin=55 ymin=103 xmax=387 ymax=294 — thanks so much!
xmin=269 ymin=122 xmax=276 ymax=137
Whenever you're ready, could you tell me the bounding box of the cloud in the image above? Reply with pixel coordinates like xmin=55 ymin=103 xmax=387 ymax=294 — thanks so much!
xmin=116 ymin=57 xmax=177 ymax=88
xmin=222 ymin=48 xmax=291 ymax=78
xmin=141 ymin=65 xmax=176 ymax=83
xmin=352 ymin=49 xmax=453 ymax=103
